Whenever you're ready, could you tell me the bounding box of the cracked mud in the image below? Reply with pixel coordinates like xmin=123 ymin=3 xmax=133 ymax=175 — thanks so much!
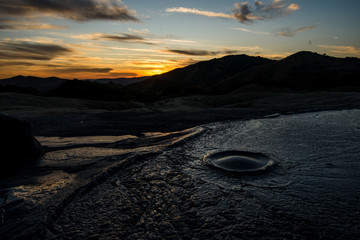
xmin=1 ymin=110 xmax=360 ymax=239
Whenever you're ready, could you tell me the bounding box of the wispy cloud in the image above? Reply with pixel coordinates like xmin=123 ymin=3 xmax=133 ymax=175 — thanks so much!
xmin=0 ymin=0 xmax=138 ymax=22
xmin=107 ymin=72 xmax=138 ymax=77
xmin=318 ymin=45 xmax=360 ymax=55
xmin=232 ymin=27 xmax=270 ymax=35
xmin=166 ymin=7 xmax=234 ymax=19
xmin=0 ymin=22 xmax=65 ymax=30
xmin=0 ymin=61 xmax=37 ymax=67
xmin=75 ymin=31 xmax=198 ymax=47
xmin=166 ymin=1 xmax=299 ymax=24
xmin=100 ymin=33 xmax=154 ymax=45
xmin=75 ymin=33 xmax=155 ymax=45
xmin=0 ymin=41 xmax=72 ymax=60
xmin=52 ymin=67 xmax=113 ymax=74
xmin=165 ymin=49 xmax=219 ymax=56
xmin=164 ymin=48 xmax=243 ymax=56
xmin=170 ymin=58 xmax=199 ymax=67
xmin=278 ymin=25 xmax=318 ymax=37
xmin=0 ymin=60 xmax=114 ymax=75
xmin=128 ymin=28 xmax=151 ymax=35
xmin=0 ymin=60 xmax=118 ymax=77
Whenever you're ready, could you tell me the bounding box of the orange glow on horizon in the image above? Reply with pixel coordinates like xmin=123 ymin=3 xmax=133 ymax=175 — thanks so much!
xmin=0 ymin=64 xmax=179 ymax=80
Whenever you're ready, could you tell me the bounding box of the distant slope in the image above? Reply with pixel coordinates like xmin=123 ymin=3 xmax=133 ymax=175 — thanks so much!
xmin=211 ymin=51 xmax=360 ymax=93
xmin=127 ymin=52 xmax=360 ymax=101
xmin=85 ymin=77 xmax=149 ymax=86
xmin=1 ymin=52 xmax=359 ymax=104
xmin=47 ymin=80 xmax=132 ymax=102
xmin=0 ymin=75 xmax=66 ymax=93
xmin=0 ymin=92 xmax=143 ymax=112
xmin=127 ymin=54 xmax=272 ymax=100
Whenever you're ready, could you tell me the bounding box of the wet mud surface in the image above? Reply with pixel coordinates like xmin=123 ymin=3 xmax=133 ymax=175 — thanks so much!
xmin=1 ymin=110 xmax=360 ymax=239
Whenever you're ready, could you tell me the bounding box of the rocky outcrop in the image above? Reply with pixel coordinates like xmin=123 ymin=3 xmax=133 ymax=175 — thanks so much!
xmin=0 ymin=113 xmax=43 ymax=177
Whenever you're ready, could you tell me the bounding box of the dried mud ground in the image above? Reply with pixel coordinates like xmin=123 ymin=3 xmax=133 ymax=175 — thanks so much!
xmin=0 ymin=91 xmax=360 ymax=239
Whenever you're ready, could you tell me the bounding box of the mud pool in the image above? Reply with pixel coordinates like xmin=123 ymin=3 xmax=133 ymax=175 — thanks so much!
xmin=1 ymin=110 xmax=360 ymax=239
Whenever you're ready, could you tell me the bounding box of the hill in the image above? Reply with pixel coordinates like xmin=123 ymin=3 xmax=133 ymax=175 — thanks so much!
xmin=0 ymin=75 xmax=66 ymax=94
xmin=209 ymin=51 xmax=360 ymax=93
xmin=126 ymin=54 xmax=272 ymax=101
xmin=46 ymin=80 xmax=132 ymax=102
xmin=85 ymin=76 xmax=149 ymax=85
xmin=1 ymin=52 xmax=360 ymax=104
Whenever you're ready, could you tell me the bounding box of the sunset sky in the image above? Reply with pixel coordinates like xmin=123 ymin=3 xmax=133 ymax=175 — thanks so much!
xmin=0 ymin=0 xmax=359 ymax=79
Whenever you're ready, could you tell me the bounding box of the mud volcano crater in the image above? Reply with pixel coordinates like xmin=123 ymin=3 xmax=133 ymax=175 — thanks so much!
xmin=204 ymin=151 xmax=273 ymax=173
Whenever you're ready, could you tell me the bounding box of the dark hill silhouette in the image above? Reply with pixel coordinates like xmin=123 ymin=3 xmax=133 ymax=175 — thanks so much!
xmin=1 ymin=52 xmax=359 ymax=103
xmin=85 ymin=76 xmax=149 ymax=85
xmin=0 ymin=75 xmax=66 ymax=93
xmin=127 ymin=54 xmax=272 ymax=101
xmin=210 ymin=51 xmax=360 ymax=93
xmin=127 ymin=51 xmax=360 ymax=102
xmin=46 ymin=80 xmax=132 ymax=102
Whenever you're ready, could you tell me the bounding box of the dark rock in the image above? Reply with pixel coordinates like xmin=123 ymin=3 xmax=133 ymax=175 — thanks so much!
xmin=0 ymin=113 xmax=43 ymax=177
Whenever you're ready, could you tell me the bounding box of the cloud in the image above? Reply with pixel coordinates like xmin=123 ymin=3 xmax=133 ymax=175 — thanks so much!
xmin=278 ymin=25 xmax=318 ymax=37
xmin=165 ymin=49 xmax=219 ymax=56
xmin=164 ymin=48 xmax=241 ymax=56
xmin=128 ymin=28 xmax=151 ymax=35
xmin=108 ymin=72 xmax=138 ymax=77
xmin=0 ymin=24 xmax=14 ymax=29
xmin=166 ymin=1 xmax=299 ymax=24
xmin=170 ymin=58 xmax=199 ymax=66
xmin=0 ymin=61 xmax=37 ymax=67
xmin=165 ymin=7 xmax=234 ymax=19
xmin=53 ymin=67 xmax=113 ymax=73
xmin=233 ymin=0 xmax=300 ymax=23
xmin=100 ymin=33 xmax=154 ymax=45
xmin=0 ymin=0 xmax=138 ymax=22
xmin=318 ymin=45 xmax=360 ymax=55
xmin=0 ymin=60 xmax=113 ymax=74
xmin=0 ymin=22 xmax=65 ymax=30
xmin=0 ymin=41 xmax=72 ymax=60
xmin=232 ymin=27 xmax=270 ymax=35
xmin=76 ymin=33 xmax=155 ymax=45
xmin=161 ymin=39 xmax=197 ymax=45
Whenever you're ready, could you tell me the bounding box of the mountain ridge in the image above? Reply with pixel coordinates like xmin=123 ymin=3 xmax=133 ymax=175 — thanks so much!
xmin=1 ymin=51 xmax=359 ymax=103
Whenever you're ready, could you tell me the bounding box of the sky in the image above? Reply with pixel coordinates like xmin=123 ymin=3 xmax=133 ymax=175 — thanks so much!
xmin=0 ymin=0 xmax=359 ymax=79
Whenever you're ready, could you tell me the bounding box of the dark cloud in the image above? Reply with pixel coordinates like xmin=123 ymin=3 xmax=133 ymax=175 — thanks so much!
xmin=166 ymin=49 xmax=218 ymax=56
xmin=165 ymin=49 xmax=240 ymax=56
xmin=86 ymin=33 xmax=155 ymax=45
xmin=0 ymin=24 xmax=14 ymax=29
xmin=0 ymin=0 xmax=138 ymax=22
xmin=100 ymin=33 xmax=153 ymax=45
xmin=0 ymin=22 xmax=65 ymax=30
xmin=233 ymin=0 xmax=299 ymax=23
xmin=53 ymin=67 xmax=113 ymax=73
xmin=0 ymin=60 xmax=113 ymax=74
xmin=233 ymin=2 xmax=253 ymax=23
xmin=109 ymin=72 xmax=138 ymax=77
xmin=0 ymin=41 xmax=72 ymax=60
xmin=279 ymin=25 xmax=317 ymax=37
xmin=0 ymin=61 xmax=37 ymax=67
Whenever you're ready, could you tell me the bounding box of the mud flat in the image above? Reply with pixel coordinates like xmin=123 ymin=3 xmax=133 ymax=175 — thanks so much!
xmin=1 ymin=109 xmax=359 ymax=239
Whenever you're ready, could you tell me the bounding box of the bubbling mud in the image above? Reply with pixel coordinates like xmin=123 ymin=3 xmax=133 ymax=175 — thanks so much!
xmin=204 ymin=150 xmax=273 ymax=173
